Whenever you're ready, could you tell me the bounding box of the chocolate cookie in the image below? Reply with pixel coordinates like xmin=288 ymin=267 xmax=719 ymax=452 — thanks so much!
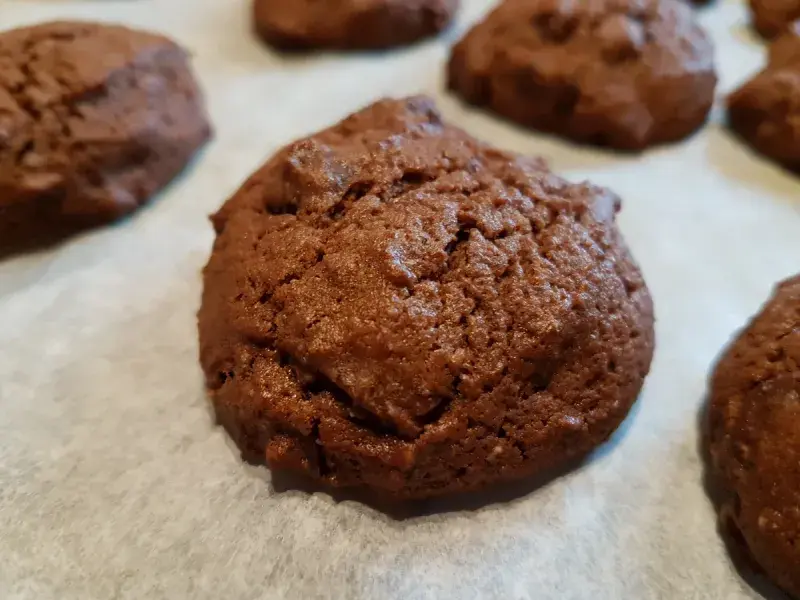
xmin=198 ymin=96 xmax=655 ymax=500
xmin=707 ymin=275 xmax=800 ymax=599
xmin=252 ymin=0 xmax=459 ymax=50
xmin=447 ymin=0 xmax=717 ymax=151
xmin=0 ymin=21 xmax=210 ymax=255
xmin=749 ymin=0 xmax=800 ymax=38
xmin=728 ymin=24 xmax=800 ymax=171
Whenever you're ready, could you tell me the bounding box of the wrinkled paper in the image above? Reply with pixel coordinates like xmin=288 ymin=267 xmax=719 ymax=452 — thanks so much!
xmin=2 ymin=1 xmax=799 ymax=598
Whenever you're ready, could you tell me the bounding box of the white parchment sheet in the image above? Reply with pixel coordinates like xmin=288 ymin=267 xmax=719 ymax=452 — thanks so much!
xmin=1 ymin=1 xmax=799 ymax=598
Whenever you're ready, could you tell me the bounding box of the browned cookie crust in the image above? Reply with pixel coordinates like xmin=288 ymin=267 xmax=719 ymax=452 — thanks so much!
xmin=728 ymin=24 xmax=800 ymax=171
xmin=253 ymin=0 xmax=458 ymax=51
xmin=0 ymin=21 xmax=211 ymax=255
xmin=708 ymin=275 xmax=800 ymax=599
xmin=198 ymin=96 xmax=655 ymax=500
xmin=749 ymin=0 xmax=800 ymax=38
xmin=447 ymin=0 xmax=717 ymax=151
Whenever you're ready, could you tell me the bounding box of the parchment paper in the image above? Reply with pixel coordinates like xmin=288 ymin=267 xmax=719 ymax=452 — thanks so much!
xmin=1 ymin=1 xmax=799 ymax=598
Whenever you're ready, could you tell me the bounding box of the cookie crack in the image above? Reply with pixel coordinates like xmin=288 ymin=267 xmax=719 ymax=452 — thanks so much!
xmin=310 ymin=419 xmax=329 ymax=476
xmin=415 ymin=375 xmax=462 ymax=430
xmin=323 ymin=169 xmax=440 ymax=223
xmin=291 ymin=359 xmax=413 ymax=440
xmin=4 ymin=28 xmax=186 ymax=191
xmin=237 ymin=163 xmax=623 ymax=454
xmin=4 ymin=33 xmax=94 ymax=166
xmin=444 ymin=223 xmax=471 ymax=257
xmin=255 ymin=249 xmax=324 ymax=313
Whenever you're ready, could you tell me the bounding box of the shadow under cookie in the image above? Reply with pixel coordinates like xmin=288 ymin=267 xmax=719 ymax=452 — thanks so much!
xmin=705 ymin=128 xmax=800 ymax=206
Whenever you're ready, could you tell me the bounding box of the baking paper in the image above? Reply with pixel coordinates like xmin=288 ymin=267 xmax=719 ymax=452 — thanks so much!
xmin=1 ymin=1 xmax=799 ymax=598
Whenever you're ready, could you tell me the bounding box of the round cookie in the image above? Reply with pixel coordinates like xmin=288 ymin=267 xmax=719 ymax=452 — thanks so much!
xmin=707 ymin=275 xmax=800 ymax=599
xmin=198 ymin=96 xmax=655 ymax=500
xmin=447 ymin=0 xmax=717 ymax=151
xmin=749 ymin=0 xmax=800 ymax=38
xmin=728 ymin=25 xmax=800 ymax=171
xmin=0 ymin=21 xmax=211 ymax=255
xmin=252 ymin=0 xmax=459 ymax=51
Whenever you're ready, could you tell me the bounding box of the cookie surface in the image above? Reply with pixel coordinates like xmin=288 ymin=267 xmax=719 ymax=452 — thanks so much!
xmin=0 ymin=21 xmax=210 ymax=255
xmin=749 ymin=0 xmax=800 ymax=38
xmin=252 ymin=0 xmax=458 ymax=50
xmin=447 ymin=0 xmax=717 ymax=150
xmin=707 ymin=275 xmax=800 ymax=599
xmin=728 ymin=25 xmax=800 ymax=171
xmin=198 ymin=96 xmax=655 ymax=499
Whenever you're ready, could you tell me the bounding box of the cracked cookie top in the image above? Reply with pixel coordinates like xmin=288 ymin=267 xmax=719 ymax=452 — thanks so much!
xmin=447 ymin=0 xmax=717 ymax=150
xmin=199 ymin=96 xmax=654 ymax=498
xmin=0 ymin=21 xmax=210 ymax=254
xmin=708 ymin=275 xmax=800 ymax=598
